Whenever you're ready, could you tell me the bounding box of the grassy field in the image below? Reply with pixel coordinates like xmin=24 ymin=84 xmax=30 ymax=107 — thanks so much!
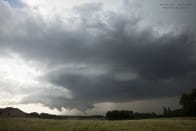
xmin=0 ymin=118 xmax=196 ymax=131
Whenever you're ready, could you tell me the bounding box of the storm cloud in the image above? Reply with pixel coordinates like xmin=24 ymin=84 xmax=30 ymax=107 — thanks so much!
xmin=0 ymin=0 xmax=196 ymax=114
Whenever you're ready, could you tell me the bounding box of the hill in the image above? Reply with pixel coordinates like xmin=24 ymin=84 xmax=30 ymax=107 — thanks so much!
xmin=0 ymin=107 xmax=26 ymax=118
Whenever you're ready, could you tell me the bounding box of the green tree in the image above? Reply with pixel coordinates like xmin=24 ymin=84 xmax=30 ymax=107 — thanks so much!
xmin=167 ymin=107 xmax=172 ymax=117
xmin=180 ymin=89 xmax=196 ymax=116
xmin=163 ymin=107 xmax=167 ymax=117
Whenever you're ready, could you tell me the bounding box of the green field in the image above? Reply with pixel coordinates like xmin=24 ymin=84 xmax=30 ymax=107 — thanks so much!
xmin=0 ymin=118 xmax=196 ymax=131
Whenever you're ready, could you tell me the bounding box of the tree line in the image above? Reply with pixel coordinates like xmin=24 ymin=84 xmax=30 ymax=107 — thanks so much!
xmin=180 ymin=89 xmax=196 ymax=116
xmin=106 ymin=110 xmax=158 ymax=120
xmin=106 ymin=89 xmax=196 ymax=120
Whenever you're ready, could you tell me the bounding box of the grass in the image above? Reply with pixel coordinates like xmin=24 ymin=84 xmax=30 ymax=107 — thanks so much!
xmin=0 ymin=118 xmax=196 ymax=131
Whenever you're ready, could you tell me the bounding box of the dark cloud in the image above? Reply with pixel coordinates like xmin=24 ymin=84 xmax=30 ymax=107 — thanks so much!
xmin=0 ymin=0 xmax=196 ymax=111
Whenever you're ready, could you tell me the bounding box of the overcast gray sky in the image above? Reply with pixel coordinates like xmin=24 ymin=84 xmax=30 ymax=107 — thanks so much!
xmin=0 ymin=0 xmax=195 ymax=115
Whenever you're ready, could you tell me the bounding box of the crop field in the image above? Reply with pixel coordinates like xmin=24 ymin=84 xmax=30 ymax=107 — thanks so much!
xmin=0 ymin=118 xmax=196 ymax=131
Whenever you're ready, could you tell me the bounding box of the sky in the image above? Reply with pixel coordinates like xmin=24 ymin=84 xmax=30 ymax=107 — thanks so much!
xmin=0 ymin=0 xmax=196 ymax=115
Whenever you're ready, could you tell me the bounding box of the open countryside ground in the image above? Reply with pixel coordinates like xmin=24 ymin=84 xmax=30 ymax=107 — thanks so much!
xmin=0 ymin=118 xmax=196 ymax=131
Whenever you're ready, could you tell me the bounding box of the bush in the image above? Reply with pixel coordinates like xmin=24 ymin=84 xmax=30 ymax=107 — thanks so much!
xmin=106 ymin=110 xmax=134 ymax=120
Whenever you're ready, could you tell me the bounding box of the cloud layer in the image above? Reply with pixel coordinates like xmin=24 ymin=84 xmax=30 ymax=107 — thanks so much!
xmin=0 ymin=0 xmax=196 ymax=114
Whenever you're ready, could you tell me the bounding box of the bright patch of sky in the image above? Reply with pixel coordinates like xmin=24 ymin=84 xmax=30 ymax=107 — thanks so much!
xmin=4 ymin=0 xmax=25 ymax=8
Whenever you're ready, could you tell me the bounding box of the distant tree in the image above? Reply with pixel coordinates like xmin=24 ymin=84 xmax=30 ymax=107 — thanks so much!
xmin=106 ymin=110 xmax=134 ymax=120
xmin=39 ymin=113 xmax=57 ymax=119
xmin=163 ymin=107 xmax=167 ymax=117
xmin=163 ymin=107 xmax=172 ymax=117
xmin=180 ymin=93 xmax=192 ymax=115
xmin=191 ymin=89 xmax=196 ymax=116
xmin=134 ymin=112 xmax=157 ymax=119
xmin=7 ymin=112 xmax=10 ymax=117
xmin=167 ymin=107 xmax=172 ymax=117
xmin=27 ymin=112 xmax=39 ymax=118
xmin=171 ymin=109 xmax=183 ymax=116
xmin=180 ymin=89 xmax=196 ymax=116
